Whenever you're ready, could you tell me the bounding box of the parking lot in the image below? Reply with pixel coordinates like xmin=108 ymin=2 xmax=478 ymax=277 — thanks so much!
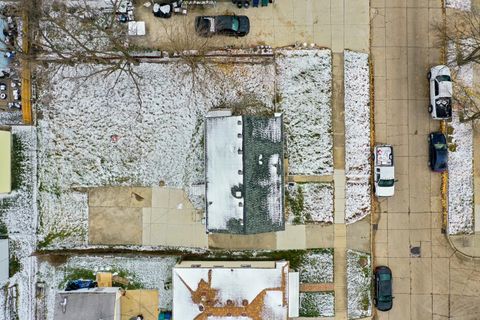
xmin=132 ymin=0 xmax=369 ymax=52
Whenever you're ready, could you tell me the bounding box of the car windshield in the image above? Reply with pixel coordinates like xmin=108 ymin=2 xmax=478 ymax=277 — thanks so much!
xmin=434 ymin=142 xmax=447 ymax=150
xmin=437 ymin=75 xmax=451 ymax=82
xmin=232 ymin=17 xmax=239 ymax=32
xmin=378 ymin=179 xmax=395 ymax=187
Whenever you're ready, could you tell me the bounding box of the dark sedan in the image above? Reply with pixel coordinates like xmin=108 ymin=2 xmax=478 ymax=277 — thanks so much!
xmin=428 ymin=132 xmax=448 ymax=172
xmin=195 ymin=15 xmax=250 ymax=37
xmin=374 ymin=266 xmax=393 ymax=311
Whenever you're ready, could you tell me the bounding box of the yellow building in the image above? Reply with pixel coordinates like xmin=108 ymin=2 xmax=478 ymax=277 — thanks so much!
xmin=0 ymin=130 xmax=11 ymax=194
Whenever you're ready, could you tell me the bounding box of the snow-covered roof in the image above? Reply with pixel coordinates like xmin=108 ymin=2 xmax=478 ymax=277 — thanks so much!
xmin=172 ymin=261 xmax=295 ymax=319
xmin=53 ymin=287 xmax=121 ymax=320
xmin=205 ymin=113 xmax=285 ymax=234
xmin=205 ymin=115 xmax=244 ymax=232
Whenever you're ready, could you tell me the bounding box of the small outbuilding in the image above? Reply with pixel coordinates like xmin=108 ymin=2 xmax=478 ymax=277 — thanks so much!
xmin=53 ymin=287 xmax=122 ymax=320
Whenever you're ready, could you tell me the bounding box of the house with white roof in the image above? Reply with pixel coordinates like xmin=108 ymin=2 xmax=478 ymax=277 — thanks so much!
xmin=172 ymin=260 xmax=299 ymax=319
xmin=205 ymin=111 xmax=285 ymax=234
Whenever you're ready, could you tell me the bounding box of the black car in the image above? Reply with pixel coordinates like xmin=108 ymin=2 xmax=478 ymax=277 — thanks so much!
xmin=195 ymin=15 xmax=250 ymax=37
xmin=374 ymin=266 xmax=393 ymax=311
xmin=428 ymin=132 xmax=448 ymax=172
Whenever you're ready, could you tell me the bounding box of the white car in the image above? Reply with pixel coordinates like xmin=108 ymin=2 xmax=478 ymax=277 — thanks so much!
xmin=374 ymin=145 xmax=395 ymax=197
xmin=428 ymin=65 xmax=452 ymax=120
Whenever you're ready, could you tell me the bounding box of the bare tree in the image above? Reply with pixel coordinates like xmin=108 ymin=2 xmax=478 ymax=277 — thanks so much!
xmin=16 ymin=0 xmax=143 ymax=93
xmin=435 ymin=7 xmax=480 ymax=66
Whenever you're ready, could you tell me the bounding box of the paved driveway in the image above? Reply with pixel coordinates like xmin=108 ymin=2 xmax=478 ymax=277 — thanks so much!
xmin=371 ymin=0 xmax=480 ymax=319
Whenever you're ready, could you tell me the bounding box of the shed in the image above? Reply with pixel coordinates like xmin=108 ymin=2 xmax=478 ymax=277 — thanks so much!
xmin=53 ymin=287 xmax=122 ymax=320
xmin=0 ymin=130 xmax=11 ymax=194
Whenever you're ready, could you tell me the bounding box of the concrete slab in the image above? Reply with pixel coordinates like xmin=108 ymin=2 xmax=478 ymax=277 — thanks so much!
xmin=410 ymin=294 xmax=432 ymax=320
xmin=276 ymin=224 xmax=306 ymax=249
xmin=411 ymin=258 xmax=432 ymax=294
xmin=208 ymin=232 xmax=277 ymax=250
xmin=305 ymin=224 xmax=334 ymax=248
xmin=346 ymin=217 xmax=371 ymax=253
xmin=89 ymin=206 xmax=143 ymax=245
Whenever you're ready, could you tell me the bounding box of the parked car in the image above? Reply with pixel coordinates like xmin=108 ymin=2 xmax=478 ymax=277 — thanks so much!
xmin=374 ymin=266 xmax=393 ymax=312
xmin=428 ymin=132 xmax=448 ymax=172
xmin=374 ymin=144 xmax=396 ymax=197
xmin=428 ymin=65 xmax=453 ymax=120
xmin=195 ymin=15 xmax=250 ymax=37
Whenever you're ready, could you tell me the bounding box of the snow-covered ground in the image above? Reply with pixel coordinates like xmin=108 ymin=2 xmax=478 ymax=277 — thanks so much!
xmin=36 ymin=61 xmax=275 ymax=247
xmin=346 ymin=250 xmax=372 ymax=319
xmin=0 ymin=110 xmax=22 ymax=125
xmin=446 ymin=0 xmax=471 ymax=10
xmin=298 ymin=249 xmax=334 ymax=283
xmin=286 ymin=183 xmax=333 ymax=224
xmin=0 ymin=126 xmax=38 ymax=320
xmin=446 ymin=43 xmax=475 ymax=235
xmin=300 ymin=292 xmax=335 ymax=317
xmin=344 ymin=51 xmax=371 ymax=224
xmin=37 ymin=255 xmax=179 ymax=320
xmin=447 ymin=113 xmax=474 ymax=234
xmin=276 ymin=49 xmax=333 ymax=176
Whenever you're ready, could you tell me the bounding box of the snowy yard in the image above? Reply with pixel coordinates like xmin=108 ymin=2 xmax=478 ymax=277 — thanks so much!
xmin=346 ymin=250 xmax=372 ymax=319
xmin=276 ymin=49 xmax=333 ymax=176
xmin=0 ymin=126 xmax=38 ymax=320
xmin=344 ymin=51 xmax=371 ymax=224
xmin=300 ymin=292 xmax=335 ymax=317
xmin=447 ymin=113 xmax=474 ymax=235
xmin=37 ymin=255 xmax=179 ymax=319
xmin=446 ymin=45 xmax=475 ymax=235
xmin=36 ymin=60 xmax=275 ymax=247
xmin=298 ymin=249 xmax=334 ymax=283
xmin=286 ymin=183 xmax=334 ymax=224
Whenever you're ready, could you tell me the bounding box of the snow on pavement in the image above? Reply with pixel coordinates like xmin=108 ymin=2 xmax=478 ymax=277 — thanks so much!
xmin=344 ymin=51 xmax=371 ymax=224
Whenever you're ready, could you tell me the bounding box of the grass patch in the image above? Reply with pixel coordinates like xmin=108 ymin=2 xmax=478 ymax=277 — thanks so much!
xmin=9 ymin=253 xmax=20 ymax=277
xmin=182 ymin=249 xmax=329 ymax=270
xmin=37 ymin=230 xmax=74 ymax=249
xmin=298 ymin=248 xmax=334 ymax=283
xmin=286 ymin=184 xmax=304 ymax=224
xmin=300 ymin=292 xmax=335 ymax=317
xmin=61 ymin=267 xmax=143 ymax=290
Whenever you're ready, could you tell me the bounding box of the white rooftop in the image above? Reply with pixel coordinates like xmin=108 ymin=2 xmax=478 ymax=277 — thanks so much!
xmin=205 ymin=115 xmax=244 ymax=231
xmin=172 ymin=261 xmax=294 ymax=319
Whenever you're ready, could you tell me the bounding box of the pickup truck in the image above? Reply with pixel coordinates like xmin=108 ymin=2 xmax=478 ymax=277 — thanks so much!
xmin=374 ymin=145 xmax=395 ymax=197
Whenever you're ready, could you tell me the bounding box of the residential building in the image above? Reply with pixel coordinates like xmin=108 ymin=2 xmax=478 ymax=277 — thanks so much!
xmin=205 ymin=111 xmax=285 ymax=234
xmin=172 ymin=260 xmax=299 ymax=319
